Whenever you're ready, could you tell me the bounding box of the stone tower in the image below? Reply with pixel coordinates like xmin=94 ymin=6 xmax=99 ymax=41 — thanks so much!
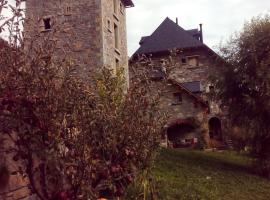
xmin=24 ymin=0 xmax=134 ymax=80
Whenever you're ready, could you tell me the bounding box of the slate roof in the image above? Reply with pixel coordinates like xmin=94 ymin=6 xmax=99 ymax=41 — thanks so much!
xmin=122 ymin=0 xmax=134 ymax=7
xmin=181 ymin=81 xmax=203 ymax=93
xmin=187 ymin=29 xmax=201 ymax=41
xmin=134 ymin=17 xmax=205 ymax=55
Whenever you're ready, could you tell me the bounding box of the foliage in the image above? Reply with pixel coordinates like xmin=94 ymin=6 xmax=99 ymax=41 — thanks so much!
xmin=0 ymin=1 xmax=165 ymax=199
xmin=124 ymin=164 xmax=161 ymax=200
xmin=212 ymin=14 xmax=270 ymax=177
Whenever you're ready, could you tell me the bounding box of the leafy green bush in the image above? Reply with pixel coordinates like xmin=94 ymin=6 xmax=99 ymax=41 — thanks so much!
xmin=212 ymin=14 xmax=270 ymax=178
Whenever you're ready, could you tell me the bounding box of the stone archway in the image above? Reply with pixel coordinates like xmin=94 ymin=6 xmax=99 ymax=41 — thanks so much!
xmin=208 ymin=117 xmax=222 ymax=140
xmin=167 ymin=120 xmax=198 ymax=148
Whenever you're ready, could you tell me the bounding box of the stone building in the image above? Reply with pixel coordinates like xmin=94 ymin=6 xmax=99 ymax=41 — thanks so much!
xmin=130 ymin=17 xmax=225 ymax=148
xmin=24 ymin=0 xmax=134 ymax=81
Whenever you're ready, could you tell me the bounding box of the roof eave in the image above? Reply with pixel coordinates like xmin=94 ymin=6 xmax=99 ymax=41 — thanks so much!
xmin=122 ymin=0 xmax=134 ymax=7
xmin=169 ymin=79 xmax=209 ymax=108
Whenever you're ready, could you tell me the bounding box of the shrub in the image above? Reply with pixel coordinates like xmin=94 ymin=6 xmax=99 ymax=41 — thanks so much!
xmin=0 ymin=1 xmax=165 ymax=199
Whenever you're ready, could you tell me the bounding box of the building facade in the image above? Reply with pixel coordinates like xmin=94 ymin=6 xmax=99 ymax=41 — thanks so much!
xmin=130 ymin=17 xmax=226 ymax=148
xmin=24 ymin=0 xmax=134 ymax=80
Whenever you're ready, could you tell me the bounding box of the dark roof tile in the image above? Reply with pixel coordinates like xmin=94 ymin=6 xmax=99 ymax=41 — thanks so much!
xmin=181 ymin=81 xmax=203 ymax=93
xmin=134 ymin=17 xmax=204 ymax=55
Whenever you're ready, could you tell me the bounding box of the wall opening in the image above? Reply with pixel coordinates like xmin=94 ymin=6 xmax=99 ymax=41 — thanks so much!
xmin=167 ymin=122 xmax=197 ymax=148
xmin=208 ymin=117 xmax=222 ymax=140
xmin=43 ymin=18 xmax=51 ymax=30
xmin=114 ymin=23 xmax=119 ymax=49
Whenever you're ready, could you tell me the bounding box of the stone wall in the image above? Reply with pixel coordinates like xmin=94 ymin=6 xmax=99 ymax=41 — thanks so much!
xmin=24 ymin=0 xmax=103 ymax=78
xmin=130 ymin=48 xmax=222 ymax=146
xmin=148 ymin=48 xmax=213 ymax=91
xmin=24 ymin=0 xmax=130 ymax=81
xmin=101 ymin=0 xmax=129 ymax=78
xmin=158 ymin=82 xmax=206 ymax=123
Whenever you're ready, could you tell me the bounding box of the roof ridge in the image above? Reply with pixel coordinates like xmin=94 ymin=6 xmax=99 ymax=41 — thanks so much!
xmin=133 ymin=17 xmax=205 ymax=55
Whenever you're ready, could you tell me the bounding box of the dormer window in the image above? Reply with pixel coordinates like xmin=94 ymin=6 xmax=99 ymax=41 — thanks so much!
xmin=43 ymin=18 xmax=51 ymax=30
xmin=187 ymin=56 xmax=199 ymax=66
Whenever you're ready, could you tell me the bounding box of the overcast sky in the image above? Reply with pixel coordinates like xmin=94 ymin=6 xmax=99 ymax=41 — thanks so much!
xmin=126 ymin=0 xmax=270 ymax=55
xmin=1 ymin=1 xmax=269 ymax=56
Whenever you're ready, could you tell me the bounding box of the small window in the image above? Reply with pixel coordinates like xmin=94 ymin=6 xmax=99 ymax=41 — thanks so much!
xmin=181 ymin=58 xmax=187 ymax=64
xmin=115 ymin=58 xmax=120 ymax=74
xmin=187 ymin=56 xmax=199 ymax=66
xmin=150 ymin=69 xmax=164 ymax=81
xmin=172 ymin=92 xmax=182 ymax=105
xmin=115 ymin=58 xmax=120 ymax=69
xmin=209 ymin=85 xmax=214 ymax=92
xmin=65 ymin=5 xmax=72 ymax=15
xmin=176 ymin=93 xmax=182 ymax=102
xmin=107 ymin=20 xmax=111 ymax=31
xmin=114 ymin=23 xmax=119 ymax=49
xmin=43 ymin=18 xmax=51 ymax=30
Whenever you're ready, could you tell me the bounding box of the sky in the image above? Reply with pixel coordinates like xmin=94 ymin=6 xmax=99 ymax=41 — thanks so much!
xmin=126 ymin=0 xmax=270 ymax=55
xmin=1 ymin=0 xmax=270 ymax=56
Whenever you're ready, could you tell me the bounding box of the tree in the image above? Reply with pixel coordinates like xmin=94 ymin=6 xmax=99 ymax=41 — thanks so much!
xmin=212 ymin=14 xmax=270 ymax=177
xmin=0 ymin=1 xmax=165 ymax=199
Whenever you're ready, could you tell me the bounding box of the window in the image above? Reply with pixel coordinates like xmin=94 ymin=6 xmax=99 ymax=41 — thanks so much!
xmin=181 ymin=57 xmax=187 ymax=64
xmin=150 ymin=69 xmax=164 ymax=81
xmin=172 ymin=92 xmax=182 ymax=105
xmin=113 ymin=0 xmax=118 ymax=14
xmin=115 ymin=58 xmax=120 ymax=69
xmin=176 ymin=93 xmax=182 ymax=103
xmin=209 ymin=85 xmax=214 ymax=92
xmin=187 ymin=56 xmax=199 ymax=66
xmin=115 ymin=58 xmax=120 ymax=74
xmin=114 ymin=23 xmax=119 ymax=49
xmin=65 ymin=5 xmax=72 ymax=15
xmin=43 ymin=18 xmax=51 ymax=30
xmin=107 ymin=19 xmax=111 ymax=31
xmin=206 ymin=84 xmax=214 ymax=93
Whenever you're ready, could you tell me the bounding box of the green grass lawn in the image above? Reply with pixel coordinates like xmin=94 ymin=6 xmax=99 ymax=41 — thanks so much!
xmin=153 ymin=148 xmax=270 ymax=200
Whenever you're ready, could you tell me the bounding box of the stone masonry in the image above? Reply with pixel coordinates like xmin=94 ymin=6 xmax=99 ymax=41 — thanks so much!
xmin=24 ymin=0 xmax=132 ymax=82
xmin=130 ymin=48 xmax=223 ymax=147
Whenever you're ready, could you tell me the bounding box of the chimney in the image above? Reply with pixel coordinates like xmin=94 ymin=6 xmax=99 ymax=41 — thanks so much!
xmin=199 ymin=23 xmax=203 ymax=43
xmin=176 ymin=17 xmax=178 ymax=25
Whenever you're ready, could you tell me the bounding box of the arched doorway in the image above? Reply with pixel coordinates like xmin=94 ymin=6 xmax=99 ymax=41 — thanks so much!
xmin=167 ymin=120 xmax=197 ymax=148
xmin=208 ymin=117 xmax=222 ymax=140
